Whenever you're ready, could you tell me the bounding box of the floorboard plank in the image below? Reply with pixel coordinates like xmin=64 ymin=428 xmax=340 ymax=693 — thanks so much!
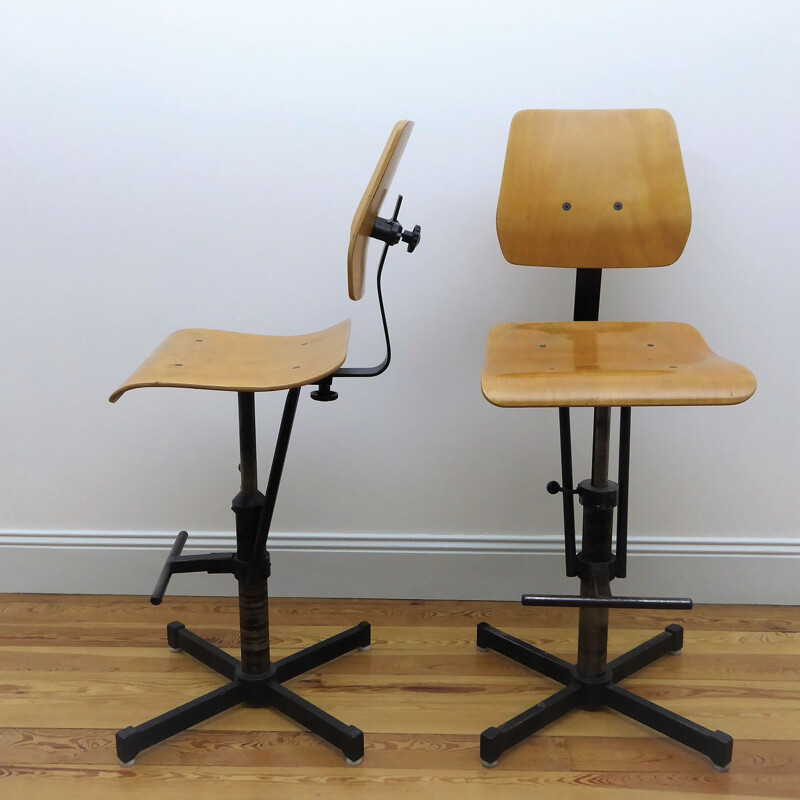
xmin=0 ymin=594 xmax=798 ymax=799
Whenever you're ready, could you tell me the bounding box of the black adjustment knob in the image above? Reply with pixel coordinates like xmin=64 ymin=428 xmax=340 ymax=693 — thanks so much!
xmin=401 ymin=224 xmax=421 ymax=253
xmin=311 ymin=381 xmax=338 ymax=402
xmin=546 ymin=481 xmax=562 ymax=495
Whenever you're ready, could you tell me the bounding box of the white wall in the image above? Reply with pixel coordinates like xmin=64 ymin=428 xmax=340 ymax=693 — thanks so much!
xmin=1 ymin=0 xmax=798 ymax=601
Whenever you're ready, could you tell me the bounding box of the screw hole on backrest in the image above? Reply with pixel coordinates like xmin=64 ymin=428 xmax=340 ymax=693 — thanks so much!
xmin=562 ymin=202 xmax=572 ymax=211
xmin=614 ymin=202 xmax=623 ymax=211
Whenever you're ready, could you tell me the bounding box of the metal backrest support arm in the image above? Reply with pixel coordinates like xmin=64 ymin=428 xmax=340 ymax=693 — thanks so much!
xmin=573 ymin=268 xmax=602 ymax=321
xmin=334 ymin=239 xmax=393 ymax=379
xmin=319 ymin=194 xmax=420 ymax=391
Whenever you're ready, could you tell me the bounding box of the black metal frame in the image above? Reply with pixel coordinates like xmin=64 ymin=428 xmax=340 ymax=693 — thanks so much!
xmin=117 ymin=197 xmax=420 ymax=766
xmin=117 ymin=390 xmax=371 ymax=766
xmin=476 ymin=268 xmax=734 ymax=771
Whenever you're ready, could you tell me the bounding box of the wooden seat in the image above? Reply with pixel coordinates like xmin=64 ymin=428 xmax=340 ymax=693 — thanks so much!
xmin=110 ymin=321 xmax=351 ymax=402
xmin=483 ymin=321 xmax=756 ymax=408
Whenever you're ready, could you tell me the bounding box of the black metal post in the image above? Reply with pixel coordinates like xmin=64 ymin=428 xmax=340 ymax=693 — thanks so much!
xmin=576 ymin=407 xmax=613 ymax=678
xmin=573 ymin=268 xmax=602 ymax=322
xmin=590 ymin=408 xmax=611 ymax=488
xmin=233 ymin=393 xmax=270 ymax=674
xmin=238 ymin=392 xmax=259 ymax=495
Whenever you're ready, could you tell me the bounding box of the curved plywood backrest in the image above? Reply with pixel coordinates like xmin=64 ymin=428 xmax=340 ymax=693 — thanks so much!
xmin=496 ymin=109 xmax=692 ymax=269
xmin=348 ymin=120 xmax=414 ymax=300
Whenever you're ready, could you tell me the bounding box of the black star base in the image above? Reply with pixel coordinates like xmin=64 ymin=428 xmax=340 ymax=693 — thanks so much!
xmin=477 ymin=621 xmax=733 ymax=771
xmin=117 ymin=619 xmax=371 ymax=766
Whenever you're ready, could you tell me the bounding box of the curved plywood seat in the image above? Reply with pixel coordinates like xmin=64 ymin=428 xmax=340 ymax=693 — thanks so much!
xmin=482 ymin=321 xmax=756 ymax=408
xmin=110 ymin=321 xmax=351 ymax=402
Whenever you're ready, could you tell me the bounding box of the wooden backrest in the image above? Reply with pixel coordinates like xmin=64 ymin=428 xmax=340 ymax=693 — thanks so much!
xmin=496 ymin=109 xmax=692 ymax=269
xmin=348 ymin=120 xmax=414 ymax=300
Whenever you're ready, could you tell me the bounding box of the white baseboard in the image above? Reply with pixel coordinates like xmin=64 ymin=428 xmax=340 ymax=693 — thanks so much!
xmin=1 ymin=530 xmax=799 ymax=604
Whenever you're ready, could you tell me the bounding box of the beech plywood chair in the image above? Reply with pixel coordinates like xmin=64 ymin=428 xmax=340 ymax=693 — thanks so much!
xmin=110 ymin=121 xmax=420 ymax=766
xmin=477 ymin=110 xmax=755 ymax=770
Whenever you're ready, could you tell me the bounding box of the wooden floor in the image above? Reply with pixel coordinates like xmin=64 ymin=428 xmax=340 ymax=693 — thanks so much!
xmin=0 ymin=595 xmax=798 ymax=799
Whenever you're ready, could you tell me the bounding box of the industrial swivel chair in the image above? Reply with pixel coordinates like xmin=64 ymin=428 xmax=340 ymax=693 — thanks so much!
xmin=109 ymin=121 xmax=420 ymax=766
xmin=477 ymin=110 xmax=755 ymax=770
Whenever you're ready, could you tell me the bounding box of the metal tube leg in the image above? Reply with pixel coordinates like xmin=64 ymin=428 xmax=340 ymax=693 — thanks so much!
xmin=273 ymin=621 xmax=371 ymax=683
xmin=604 ymin=684 xmax=733 ymax=769
xmin=167 ymin=622 xmax=240 ymax=680
xmin=477 ymin=623 xmax=573 ymax=685
xmin=116 ymin=682 xmax=245 ymax=765
xmin=267 ymin=682 xmax=365 ymax=764
xmin=480 ymin=683 xmax=581 ymax=766
xmin=608 ymin=625 xmax=683 ymax=683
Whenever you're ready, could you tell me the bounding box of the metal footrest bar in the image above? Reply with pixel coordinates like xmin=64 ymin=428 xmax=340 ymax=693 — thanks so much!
xmin=150 ymin=530 xmax=240 ymax=605
xmin=150 ymin=531 xmax=188 ymax=605
xmin=521 ymin=594 xmax=693 ymax=610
